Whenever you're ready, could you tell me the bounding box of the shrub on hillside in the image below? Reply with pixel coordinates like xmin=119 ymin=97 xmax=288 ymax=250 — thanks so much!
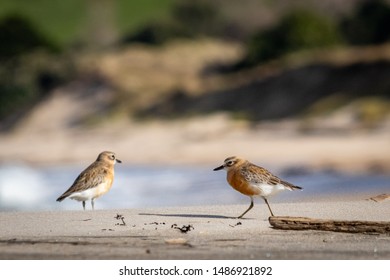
xmin=0 ymin=53 xmax=71 ymax=123
xmin=122 ymin=0 xmax=225 ymax=45
xmin=0 ymin=14 xmax=58 ymax=60
xmin=0 ymin=15 xmax=69 ymax=124
xmin=122 ymin=21 xmax=183 ymax=45
xmin=242 ymin=10 xmax=342 ymax=66
xmin=171 ymin=0 xmax=223 ymax=37
xmin=341 ymin=0 xmax=390 ymax=45
xmin=0 ymin=84 xmax=31 ymax=121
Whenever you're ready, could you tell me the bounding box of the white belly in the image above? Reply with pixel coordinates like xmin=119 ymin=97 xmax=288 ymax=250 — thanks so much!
xmin=67 ymin=183 xmax=107 ymax=201
xmin=253 ymin=183 xmax=288 ymax=198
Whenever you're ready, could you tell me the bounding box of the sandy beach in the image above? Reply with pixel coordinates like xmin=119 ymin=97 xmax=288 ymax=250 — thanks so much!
xmin=0 ymin=200 xmax=389 ymax=260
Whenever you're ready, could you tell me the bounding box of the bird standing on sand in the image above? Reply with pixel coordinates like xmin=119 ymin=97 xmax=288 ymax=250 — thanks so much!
xmin=56 ymin=151 xmax=121 ymax=210
xmin=213 ymin=156 xmax=302 ymax=218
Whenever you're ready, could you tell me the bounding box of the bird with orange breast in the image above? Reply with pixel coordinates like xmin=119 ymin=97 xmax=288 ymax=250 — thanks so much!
xmin=56 ymin=151 xmax=121 ymax=210
xmin=214 ymin=156 xmax=302 ymax=218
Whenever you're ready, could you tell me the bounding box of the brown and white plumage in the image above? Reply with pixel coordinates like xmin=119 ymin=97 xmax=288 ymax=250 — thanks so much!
xmin=214 ymin=156 xmax=302 ymax=218
xmin=56 ymin=151 xmax=121 ymax=210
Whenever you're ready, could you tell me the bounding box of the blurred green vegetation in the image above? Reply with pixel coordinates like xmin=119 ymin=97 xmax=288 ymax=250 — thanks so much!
xmin=1 ymin=0 xmax=389 ymax=52
xmin=122 ymin=1 xmax=225 ymax=44
xmin=0 ymin=14 xmax=59 ymax=59
xmin=0 ymin=13 xmax=68 ymax=121
xmin=239 ymin=0 xmax=390 ymax=67
xmin=0 ymin=0 xmax=178 ymax=122
xmin=341 ymin=0 xmax=390 ymax=45
xmin=1 ymin=0 xmax=390 ymax=124
xmin=241 ymin=9 xmax=342 ymax=67
xmin=0 ymin=0 xmax=176 ymax=47
xmin=0 ymin=0 xmax=86 ymax=47
xmin=117 ymin=0 xmax=176 ymax=39
xmin=0 ymin=50 xmax=74 ymax=122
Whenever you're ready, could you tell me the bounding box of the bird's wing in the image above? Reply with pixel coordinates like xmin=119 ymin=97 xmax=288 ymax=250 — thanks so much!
xmin=56 ymin=163 xmax=109 ymax=201
xmin=241 ymin=164 xmax=281 ymax=186
xmin=241 ymin=164 xmax=302 ymax=190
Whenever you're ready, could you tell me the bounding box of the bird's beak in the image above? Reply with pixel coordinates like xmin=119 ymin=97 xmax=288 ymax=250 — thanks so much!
xmin=213 ymin=165 xmax=224 ymax=171
xmin=116 ymin=159 xmax=122 ymax=164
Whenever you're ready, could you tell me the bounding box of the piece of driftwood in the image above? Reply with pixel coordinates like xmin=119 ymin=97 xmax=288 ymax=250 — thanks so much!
xmin=269 ymin=216 xmax=390 ymax=234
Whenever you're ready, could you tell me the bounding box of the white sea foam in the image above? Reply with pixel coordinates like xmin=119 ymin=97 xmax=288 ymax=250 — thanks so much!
xmin=0 ymin=164 xmax=49 ymax=210
xmin=0 ymin=164 xmax=389 ymax=211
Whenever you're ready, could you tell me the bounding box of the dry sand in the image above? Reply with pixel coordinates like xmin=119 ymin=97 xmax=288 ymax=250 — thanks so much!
xmin=0 ymin=200 xmax=389 ymax=260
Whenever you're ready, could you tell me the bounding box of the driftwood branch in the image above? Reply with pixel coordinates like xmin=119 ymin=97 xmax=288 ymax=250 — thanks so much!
xmin=269 ymin=216 xmax=390 ymax=234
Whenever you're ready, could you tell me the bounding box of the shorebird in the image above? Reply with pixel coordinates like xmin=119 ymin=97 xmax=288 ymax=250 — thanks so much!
xmin=56 ymin=151 xmax=121 ymax=210
xmin=214 ymin=156 xmax=302 ymax=218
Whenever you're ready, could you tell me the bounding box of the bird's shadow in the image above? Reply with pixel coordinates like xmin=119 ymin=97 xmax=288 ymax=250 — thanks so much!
xmin=138 ymin=212 xmax=252 ymax=220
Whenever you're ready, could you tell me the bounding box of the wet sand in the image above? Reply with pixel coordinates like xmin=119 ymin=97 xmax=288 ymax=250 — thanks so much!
xmin=0 ymin=201 xmax=389 ymax=260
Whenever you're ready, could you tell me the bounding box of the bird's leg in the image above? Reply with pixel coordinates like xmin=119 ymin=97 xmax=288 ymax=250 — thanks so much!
xmin=82 ymin=201 xmax=86 ymax=211
xmin=237 ymin=197 xmax=254 ymax=219
xmin=263 ymin=198 xmax=274 ymax=216
xmin=91 ymin=199 xmax=95 ymax=210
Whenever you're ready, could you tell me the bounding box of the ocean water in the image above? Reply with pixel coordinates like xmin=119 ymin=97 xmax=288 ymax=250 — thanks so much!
xmin=0 ymin=163 xmax=389 ymax=211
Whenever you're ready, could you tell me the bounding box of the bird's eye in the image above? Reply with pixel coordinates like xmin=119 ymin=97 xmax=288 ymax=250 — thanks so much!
xmin=111 ymin=155 xmax=115 ymax=159
xmin=227 ymin=161 xmax=233 ymax=166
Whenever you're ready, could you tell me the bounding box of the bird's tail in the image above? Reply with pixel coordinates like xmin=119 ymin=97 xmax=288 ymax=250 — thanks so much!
xmin=282 ymin=180 xmax=303 ymax=191
xmin=56 ymin=194 xmax=67 ymax=202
